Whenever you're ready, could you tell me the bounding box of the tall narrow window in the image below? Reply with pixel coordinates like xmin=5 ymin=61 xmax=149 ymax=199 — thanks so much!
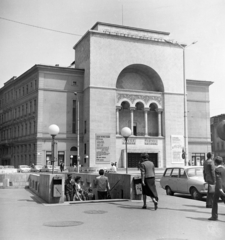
xmin=72 ymin=100 xmax=76 ymax=133
xmin=84 ymin=120 xmax=87 ymax=134
xmin=34 ymin=100 xmax=36 ymax=113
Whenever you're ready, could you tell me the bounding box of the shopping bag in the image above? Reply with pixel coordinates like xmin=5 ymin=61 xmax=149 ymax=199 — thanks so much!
xmin=208 ymin=184 xmax=215 ymax=193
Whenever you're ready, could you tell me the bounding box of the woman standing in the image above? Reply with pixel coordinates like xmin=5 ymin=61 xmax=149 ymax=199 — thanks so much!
xmin=140 ymin=153 xmax=158 ymax=210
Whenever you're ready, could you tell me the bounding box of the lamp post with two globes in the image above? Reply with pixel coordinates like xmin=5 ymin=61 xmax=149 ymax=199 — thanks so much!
xmin=121 ymin=127 xmax=132 ymax=174
xmin=48 ymin=124 xmax=60 ymax=174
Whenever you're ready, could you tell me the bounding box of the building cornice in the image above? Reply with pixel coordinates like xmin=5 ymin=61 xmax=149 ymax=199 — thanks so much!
xmin=0 ymin=65 xmax=84 ymax=92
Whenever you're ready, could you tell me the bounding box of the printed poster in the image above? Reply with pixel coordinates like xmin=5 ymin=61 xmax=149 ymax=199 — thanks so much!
xmin=171 ymin=135 xmax=184 ymax=163
xmin=96 ymin=134 xmax=111 ymax=163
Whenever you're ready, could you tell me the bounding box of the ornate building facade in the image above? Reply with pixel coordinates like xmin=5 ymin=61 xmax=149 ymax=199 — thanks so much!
xmin=0 ymin=22 xmax=212 ymax=169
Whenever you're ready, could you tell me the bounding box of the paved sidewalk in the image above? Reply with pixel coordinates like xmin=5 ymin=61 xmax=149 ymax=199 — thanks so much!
xmin=0 ymin=183 xmax=225 ymax=240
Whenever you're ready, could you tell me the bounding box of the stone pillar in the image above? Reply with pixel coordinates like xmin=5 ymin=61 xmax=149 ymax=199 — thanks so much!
xmin=116 ymin=106 xmax=121 ymax=135
xmin=144 ymin=108 xmax=149 ymax=136
xmin=130 ymin=107 xmax=135 ymax=135
xmin=157 ymin=108 xmax=163 ymax=137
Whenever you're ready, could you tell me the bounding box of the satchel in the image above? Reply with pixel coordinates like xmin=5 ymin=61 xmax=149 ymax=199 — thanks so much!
xmin=107 ymin=192 xmax=111 ymax=199
xmin=208 ymin=184 xmax=215 ymax=193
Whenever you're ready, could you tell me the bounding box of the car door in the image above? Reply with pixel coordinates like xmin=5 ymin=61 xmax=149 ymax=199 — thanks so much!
xmin=176 ymin=168 xmax=188 ymax=193
xmin=169 ymin=168 xmax=179 ymax=192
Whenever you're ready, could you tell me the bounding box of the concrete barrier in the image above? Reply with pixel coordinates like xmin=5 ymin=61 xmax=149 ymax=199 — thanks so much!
xmin=0 ymin=173 xmax=30 ymax=188
xmin=28 ymin=172 xmax=142 ymax=204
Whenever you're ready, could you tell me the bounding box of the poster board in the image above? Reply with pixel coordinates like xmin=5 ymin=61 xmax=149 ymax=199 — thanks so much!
xmin=171 ymin=135 xmax=184 ymax=163
xmin=96 ymin=134 xmax=111 ymax=163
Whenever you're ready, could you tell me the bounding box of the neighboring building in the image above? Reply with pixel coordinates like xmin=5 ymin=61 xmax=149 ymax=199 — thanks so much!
xmin=0 ymin=65 xmax=84 ymax=167
xmin=0 ymin=22 xmax=213 ymax=169
xmin=211 ymin=114 xmax=225 ymax=161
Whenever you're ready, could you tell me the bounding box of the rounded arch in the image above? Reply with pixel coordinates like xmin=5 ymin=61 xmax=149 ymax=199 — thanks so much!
xmin=133 ymin=99 xmax=145 ymax=108
xmin=135 ymin=101 xmax=144 ymax=110
xmin=116 ymin=64 xmax=164 ymax=92
xmin=121 ymin=101 xmax=130 ymax=110
xmin=149 ymin=102 xmax=159 ymax=111
xmin=70 ymin=146 xmax=77 ymax=151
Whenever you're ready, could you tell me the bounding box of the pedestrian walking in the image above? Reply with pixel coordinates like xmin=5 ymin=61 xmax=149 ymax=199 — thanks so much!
xmin=59 ymin=161 xmax=64 ymax=172
xmin=65 ymin=174 xmax=74 ymax=201
xmin=203 ymin=152 xmax=216 ymax=208
xmin=140 ymin=153 xmax=158 ymax=210
xmin=208 ymin=156 xmax=225 ymax=221
xmin=95 ymin=169 xmax=110 ymax=200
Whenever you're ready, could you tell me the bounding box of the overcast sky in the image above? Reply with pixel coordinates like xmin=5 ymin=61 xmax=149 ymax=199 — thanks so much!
xmin=0 ymin=0 xmax=224 ymax=117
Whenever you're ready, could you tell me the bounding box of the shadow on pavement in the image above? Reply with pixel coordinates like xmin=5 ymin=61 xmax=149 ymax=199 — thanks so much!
xmin=186 ymin=216 xmax=225 ymax=223
xmin=183 ymin=204 xmax=206 ymax=208
xmin=158 ymin=207 xmax=210 ymax=215
xmin=20 ymin=188 xmax=46 ymax=204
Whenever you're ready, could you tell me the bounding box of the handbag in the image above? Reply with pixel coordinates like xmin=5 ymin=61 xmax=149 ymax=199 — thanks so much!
xmin=208 ymin=184 xmax=215 ymax=193
xmin=107 ymin=192 xmax=111 ymax=199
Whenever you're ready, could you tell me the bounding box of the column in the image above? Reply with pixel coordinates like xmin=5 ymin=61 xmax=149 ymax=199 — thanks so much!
xmin=157 ymin=108 xmax=163 ymax=137
xmin=130 ymin=107 xmax=135 ymax=135
xmin=144 ymin=108 xmax=149 ymax=137
xmin=116 ymin=107 xmax=121 ymax=135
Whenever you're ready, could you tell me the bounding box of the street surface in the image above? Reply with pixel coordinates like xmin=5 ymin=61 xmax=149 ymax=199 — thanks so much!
xmin=0 ymin=181 xmax=225 ymax=240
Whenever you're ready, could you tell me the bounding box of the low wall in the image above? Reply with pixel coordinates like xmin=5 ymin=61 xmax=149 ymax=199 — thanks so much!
xmin=29 ymin=173 xmax=65 ymax=204
xmin=29 ymin=172 xmax=142 ymax=204
xmin=0 ymin=173 xmax=30 ymax=188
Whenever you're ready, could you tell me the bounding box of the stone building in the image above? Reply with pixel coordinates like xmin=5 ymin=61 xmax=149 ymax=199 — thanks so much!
xmin=0 ymin=22 xmax=212 ymax=169
xmin=211 ymin=114 xmax=225 ymax=161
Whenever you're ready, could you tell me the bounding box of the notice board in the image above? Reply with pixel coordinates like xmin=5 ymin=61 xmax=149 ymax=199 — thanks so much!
xmin=96 ymin=134 xmax=111 ymax=163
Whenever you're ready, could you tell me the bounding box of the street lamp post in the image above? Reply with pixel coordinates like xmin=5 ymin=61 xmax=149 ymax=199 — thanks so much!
xmin=74 ymin=92 xmax=80 ymax=173
xmin=164 ymin=39 xmax=197 ymax=166
xmin=48 ymin=124 xmax=60 ymax=174
xmin=121 ymin=127 xmax=132 ymax=174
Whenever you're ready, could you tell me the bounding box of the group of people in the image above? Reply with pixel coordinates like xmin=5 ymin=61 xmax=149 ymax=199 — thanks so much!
xmin=65 ymin=169 xmax=110 ymax=201
xmin=203 ymin=152 xmax=225 ymax=221
xmin=65 ymin=174 xmax=92 ymax=201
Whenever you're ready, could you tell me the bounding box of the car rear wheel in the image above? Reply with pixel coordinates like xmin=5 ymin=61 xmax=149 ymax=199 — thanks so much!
xmin=190 ymin=187 xmax=202 ymax=200
xmin=166 ymin=186 xmax=174 ymax=196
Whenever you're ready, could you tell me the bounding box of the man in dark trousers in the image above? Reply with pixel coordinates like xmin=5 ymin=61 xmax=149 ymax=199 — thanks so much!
xmin=65 ymin=174 xmax=74 ymax=201
xmin=208 ymin=156 xmax=225 ymax=220
xmin=140 ymin=153 xmax=158 ymax=210
xmin=203 ymin=152 xmax=216 ymax=208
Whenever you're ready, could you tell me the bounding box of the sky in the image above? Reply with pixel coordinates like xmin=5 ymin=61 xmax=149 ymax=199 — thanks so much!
xmin=0 ymin=0 xmax=224 ymax=117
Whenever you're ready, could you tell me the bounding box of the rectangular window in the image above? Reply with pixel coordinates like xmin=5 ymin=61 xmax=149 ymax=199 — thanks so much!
xmin=72 ymin=100 xmax=76 ymax=133
xmin=84 ymin=120 xmax=87 ymax=134
xmin=133 ymin=123 xmax=137 ymax=136
xmin=34 ymin=100 xmax=36 ymax=112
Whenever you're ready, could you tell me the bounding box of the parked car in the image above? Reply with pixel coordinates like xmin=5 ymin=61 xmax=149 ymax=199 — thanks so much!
xmin=40 ymin=165 xmax=60 ymax=173
xmin=18 ymin=165 xmax=31 ymax=173
xmin=160 ymin=166 xmax=208 ymax=200
xmin=30 ymin=165 xmax=43 ymax=172
xmin=4 ymin=165 xmax=15 ymax=168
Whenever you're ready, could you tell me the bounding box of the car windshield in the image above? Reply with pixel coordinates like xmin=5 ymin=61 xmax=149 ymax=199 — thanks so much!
xmin=187 ymin=168 xmax=203 ymax=177
xmin=35 ymin=165 xmax=42 ymax=168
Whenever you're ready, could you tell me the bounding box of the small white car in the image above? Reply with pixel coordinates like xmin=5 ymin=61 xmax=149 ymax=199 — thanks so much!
xmin=18 ymin=165 xmax=31 ymax=173
xmin=160 ymin=166 xmax=208 ymax=200
xmin=40 ymin=165 xmax=60 ymax=173
xmin=30 ymin=165 xmax=43 ymax=172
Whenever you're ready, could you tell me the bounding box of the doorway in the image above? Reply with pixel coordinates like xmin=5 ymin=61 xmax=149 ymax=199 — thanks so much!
xmin=128 ymin=153 xmax=158 ymax=168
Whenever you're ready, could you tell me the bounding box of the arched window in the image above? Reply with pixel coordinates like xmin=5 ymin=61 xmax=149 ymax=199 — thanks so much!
xmin=70 ymin=146 xmax=77 ymax=151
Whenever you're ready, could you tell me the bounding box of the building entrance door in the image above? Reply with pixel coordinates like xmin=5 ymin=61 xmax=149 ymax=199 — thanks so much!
xmin=128 ymin=153 xmax=158 ymax=168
